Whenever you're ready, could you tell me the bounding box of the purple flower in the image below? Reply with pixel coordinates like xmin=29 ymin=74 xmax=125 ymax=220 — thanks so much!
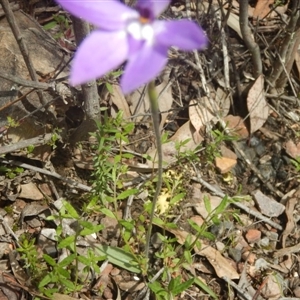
xmin=56 ymin=0 xmax=207 ymax=94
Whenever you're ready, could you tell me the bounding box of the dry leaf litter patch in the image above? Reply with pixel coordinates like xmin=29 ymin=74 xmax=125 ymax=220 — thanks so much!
xmin=0 ymin=0 xmax=300 ymax=299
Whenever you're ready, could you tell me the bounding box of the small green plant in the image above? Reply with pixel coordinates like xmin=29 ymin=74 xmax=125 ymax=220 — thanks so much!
xmin=17 ymin=234 xmax=47 ymax=284
xmin=39 ymin=200 xmax=106 ymax=297
xmin=291 ymin=157 xmax=300 ymax=172
xmin=90 ymin=110 xmax=136 ymax=206
xmin=205 ymin=128 xmax=237 ymax=163
xmin=43 ymin=14 xmax=70 ymax=39
xmin=0 ymin=166 xmax=24 ymax=179
xmin=6 ymin=116 xmax=19 ymax=128
xmin=48 ymin=129 xmax=61 ymax=149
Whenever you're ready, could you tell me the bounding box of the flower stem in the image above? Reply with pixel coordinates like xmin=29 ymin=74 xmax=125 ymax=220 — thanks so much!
xmin=144 ymin=81 xmax=163 ymax=264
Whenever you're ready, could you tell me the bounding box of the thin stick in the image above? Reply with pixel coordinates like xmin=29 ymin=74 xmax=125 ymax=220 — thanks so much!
xmin=0 ymin=71 xmax=52 ymax=90
xmin=0 ymin=133 xmax=54 ymax=155
xmin=0 ymin=158 xmax=92 ymax=192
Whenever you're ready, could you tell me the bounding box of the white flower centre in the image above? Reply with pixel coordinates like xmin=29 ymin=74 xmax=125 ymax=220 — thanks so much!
xmin=127 ymin=20 xmax=154 ymax=44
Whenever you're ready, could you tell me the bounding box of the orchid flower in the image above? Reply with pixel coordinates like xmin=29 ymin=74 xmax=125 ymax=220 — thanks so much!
xmin=56 ymin=0 xmax=207 ymax=94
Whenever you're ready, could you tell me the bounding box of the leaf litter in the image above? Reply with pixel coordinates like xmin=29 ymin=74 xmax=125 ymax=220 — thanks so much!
xmin=1 ymin=0 xmax=300 ymax=299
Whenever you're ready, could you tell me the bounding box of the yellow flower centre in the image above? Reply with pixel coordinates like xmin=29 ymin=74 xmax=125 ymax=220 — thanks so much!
xmin=139 ymin=16 xmax=150 ymax=24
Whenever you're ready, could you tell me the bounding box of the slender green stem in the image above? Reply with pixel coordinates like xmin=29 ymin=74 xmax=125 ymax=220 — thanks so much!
xmin=145 ymin=81 xmax=163 ymax=263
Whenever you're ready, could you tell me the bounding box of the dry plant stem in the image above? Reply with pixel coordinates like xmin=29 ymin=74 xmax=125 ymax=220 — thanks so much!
xmin=277 ymin=27 xmax=300 ymax=89
xmin=0 ymin=71 xmax=52 ymax=90
xmin=0 ymin=0 xmax=47 ymax=106
xmin=0 ymin=158 xmax=92 ymax=192
xmin=144 ymin=81 xmax=163 ymax=262
xmin=0 ymin=133 xmax=54 ymax=155
xmin=239 ymin=0 xmax=262 ymax=77
xmin=268 ymin=2 xmax=300 ymax=86
xmin=215 ymin=2 xmax=230 ymax=89
xmin=71 ymin=16 xmax=101 ymax=119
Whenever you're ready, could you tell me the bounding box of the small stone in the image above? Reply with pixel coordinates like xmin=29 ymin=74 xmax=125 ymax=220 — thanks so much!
xmin=261 ymin=274 xmax=283 ymax=299
xmin=258 ymin=237 xmax=270 ymax=248
xmin=228 ymin=247 xmax=242 ymax=262
xmin=252 ymin=190 xmax=285 ymax=217
xmin=215 ymin=156 xmax=237 ymax=174
xmin=242 ymin=251 xmax=256 ymax=265
xmin=216 ymin=241 xmax=225 ymax=252
xmin=245 ymin=229 xmax=261 ymax=244
xmin=110 ymin=268 xmax=120 ymax=276
xmin=19 ymin=182 xmax=44 ymax=200
xmin=267 ymin=231 xmax=279 ymax=250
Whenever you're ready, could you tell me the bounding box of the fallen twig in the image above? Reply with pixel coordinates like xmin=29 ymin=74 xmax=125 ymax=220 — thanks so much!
xmin=0 ymin=133 xmax=55 ymax=155
xmin=0 ymin=71 xmax=53 ymax=90
xmin=0 ymin=158 xmax=92 ymax=192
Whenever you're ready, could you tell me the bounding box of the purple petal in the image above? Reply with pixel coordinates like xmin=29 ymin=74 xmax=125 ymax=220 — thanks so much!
xmin=70 ymin=30 xmax=128 ymax=85
xmin=56 ymin=0 xmax=138 ymax=30
xmin=154 ymin=20 xmax=207 ymax=50
xmin=121 ymin=43 xmax=168 ymax=94
xmin=136 ymin=0 xmax=170 ymax=18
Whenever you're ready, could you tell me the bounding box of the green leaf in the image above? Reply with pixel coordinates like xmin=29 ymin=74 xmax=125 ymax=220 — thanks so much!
xmin=105 ymin=82 xmax=113 ymax=94
xmin=148 ymin=281 xmax=166 ymax=294
xmin=170 ymin=192 xmax=185 ymax=205
xmin=194 ymin=277 xmax=218 ymax=299
xmin=214 ymin=196 xmax=229 ymax=215
xmin=117 ymin=188 xmax=138 ymax=200
xmin=201 ymin=231 xmax=215 ymax=241
xmin=59 ymin=278 xmax=76 ymax=290
xmin=94 ymin=244 xmax=141 ymax=273
xmin=77 ymin=255 xmax=91 ymax=266
xmin=38 ymin=273 xmax=55 ymax=288
xmin=101 ymin=208 xmax=116 ymax=219
xmin=43 ymin=254 xmax=56 ymax=267
xmin=58 ymin=253 xmax=76 ymax=267
xmin=58 ymin=235 xmax=75 ymax=249
xmin=62 ymin=201 xmax=79 ymax=219
xmin=203 ymin=195 xmax=212 ymax=214
xmin=43 ymin=21 xmax=57 ymax=30
xmin=56 ymin=266 xmax=70 ymax=278
xmin=80 ymin=224 xmax=104 ymax=236
xmin=119 ymin=219 xmax=134 ymax=231
xmin=171 ymin=278 xmax=194 ymax=296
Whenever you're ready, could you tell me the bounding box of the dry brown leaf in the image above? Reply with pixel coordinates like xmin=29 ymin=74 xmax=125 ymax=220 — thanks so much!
xmin=53 ymin=293 xmax=78 ymax=300
xmin=127 ymin=86 xmax=149 ymax=123
xmin=146 ymin=121 xmax=202 ymax=168
xmin=157 ymin=81 xmax=173 ymax=131
xmin=110 ymin=84 xmax=131 ymax=118
xmin=281 ymin=197 xmax=297 ymax=248
xmin=223 ymin=115 xmax=249 ymax=139
xmin=285 ymin=139 xmax=300 ymax=159
xmin=253 ymin=0 xmax=274 ymax=20
xmin=216 ymin=87 xmax=230 ymax=117
xmin=189 ymin=97 xmax=214 ymax=143
xmin=295 ymin=50 xmax=300 ymax=79
xmin=247 ymin=75 xmax=269 ymax=134
xmin=126 ymin=69 xmax=172 ymax=125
